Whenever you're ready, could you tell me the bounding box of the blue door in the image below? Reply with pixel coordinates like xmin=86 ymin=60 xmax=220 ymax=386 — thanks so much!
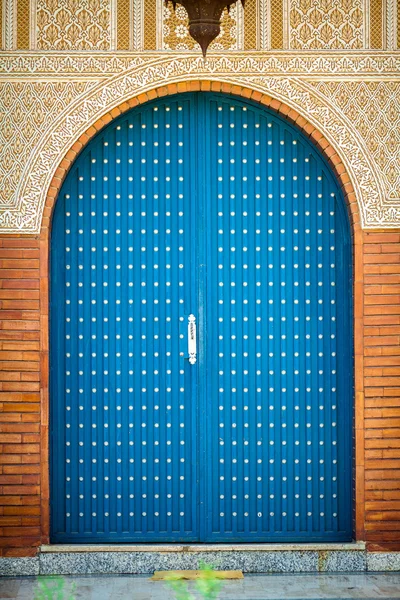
xmin=51 ymin=93 xmax=352 ymax=543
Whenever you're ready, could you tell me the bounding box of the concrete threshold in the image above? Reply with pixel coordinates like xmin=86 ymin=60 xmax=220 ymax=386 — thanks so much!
xmin=41 ymin=542 xmax=366 ymax=553
xmin=35 ymin=541 xmax=368 ymax=575
xmin=4 ymin=542 xmax=400 ymax=576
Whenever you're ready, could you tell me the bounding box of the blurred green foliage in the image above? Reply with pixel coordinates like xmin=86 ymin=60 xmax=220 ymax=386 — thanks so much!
xmin=165 ymin=561 xmax=223 ymax=600
xmin=33 ymin=576 xmax=76 ymax=600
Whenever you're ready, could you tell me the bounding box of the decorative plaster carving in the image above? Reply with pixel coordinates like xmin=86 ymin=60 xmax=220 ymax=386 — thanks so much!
xmin=312 ymin=80 xmax=400 ymax=203
xmin=259 ymin=0 xmax=270 ymax=49
xmin=386 ymin=0 xmax=396 ymax=50
xmin=4 ymin=0 xmax=17 ymax=50
xmin=36 ymin=0 xmax=111 ymax=50
xmin=243 ymin=0 xmax=258 ymax=49
xmin=1 ymin=52 xmax=400 ymax=76
xmin=272 ymin=0 xmax=285 ymax=48
xmin=131 ymin=0 xmax=143 ymax=50
xmin=0 ymin=80 xmax=97 ymax=228
xmin=369 ymin=0 xmax=383 ymax=49
xmin=0 ymin=54 xmax=399 ymax=232
xmin=289 ymin=0 xmax=364 ymax=49
xmin=252 ymin=76 xmax=390 ymax=224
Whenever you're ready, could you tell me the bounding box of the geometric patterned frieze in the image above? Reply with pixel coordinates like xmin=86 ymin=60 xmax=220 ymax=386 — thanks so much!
xmin=243 ymin=0 xmax=259 ymax=49
xmin=270 ymin=0 xmax=284 ymax=48
xmin=143 ymin=0 xmax=157 ymax=49
xmin=17 ymin=0 xmax=30 ymax=49
xmin=369 ymin=0 xmax=383 ymax=49
xmin=1 ymin=52 xmax=400 ymax=76
xmin=116 ymin=0 xmax=131 ymax=49
xmin=0 ymin=54 xmax=400 ymax=232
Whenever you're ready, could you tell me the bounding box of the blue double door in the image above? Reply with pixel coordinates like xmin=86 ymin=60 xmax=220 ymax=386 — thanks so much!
xmin=51 ymin=93 xmax=352 ymax=543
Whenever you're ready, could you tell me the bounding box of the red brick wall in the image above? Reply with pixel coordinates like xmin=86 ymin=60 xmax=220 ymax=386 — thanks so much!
xmin=0 ymin=237 xmax=41 ymax=557
xmin=364 ymin=231 xmax=400 ymax=551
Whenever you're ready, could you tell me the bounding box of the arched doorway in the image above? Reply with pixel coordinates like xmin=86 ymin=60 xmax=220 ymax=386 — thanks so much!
xmin=50 ymin=92 xmax=353 ymax=543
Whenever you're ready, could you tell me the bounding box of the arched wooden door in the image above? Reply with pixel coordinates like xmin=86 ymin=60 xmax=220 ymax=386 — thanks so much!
xmin=50 ymin=93 xmax=352 ymax=543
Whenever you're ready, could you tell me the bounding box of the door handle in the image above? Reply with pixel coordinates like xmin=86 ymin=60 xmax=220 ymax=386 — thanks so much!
xmin=188 ymin=314 xmax=197 ymax=365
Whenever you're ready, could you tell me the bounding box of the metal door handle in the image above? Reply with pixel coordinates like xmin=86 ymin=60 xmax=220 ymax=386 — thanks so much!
xmin=188 ymin=314 xmax=197 ymax=364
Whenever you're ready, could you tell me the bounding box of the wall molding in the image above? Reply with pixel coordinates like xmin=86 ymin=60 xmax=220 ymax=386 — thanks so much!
xmin=258 ymin=0 xmax=270 ymax=50
xmin=364 ymin=0 xmax=370 ymax=49
xmin=3 ymin=0 xmax=16 ymax=50
xmin=132 ymin=0 xmax=144 ymax=50
xmin=386 ymin=0 xmax=397 ymax=50
xmin=1 ymin=51 xmax=400 ymax=76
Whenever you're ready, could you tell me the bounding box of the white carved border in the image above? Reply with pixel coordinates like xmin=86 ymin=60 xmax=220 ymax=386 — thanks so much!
xmin=30 ymin=0 xmax=37 ymax=49
xmin=3 ymin=0 xmax=16 ymax=50
xmin=386 ymin=0 xmax=397 ymax=50
xmin=156 ymin=0 xmax=163 ymax=51
xmin=236 ymin=1 xmax=244 ymax=51
xmin=132 ymin=0 xmax=144 ymax=50
xmin=0 ymin=56 xmax=398 ymax=232
xmin=364 ymin=0 xmax=370 ymax=49
xmin=258 ymin=0 xmax=269 ymax=50
xmin=1 ymin=52 xmax=400 ymax=76
xmin=110 ymin=0 xmax=117 ymax=50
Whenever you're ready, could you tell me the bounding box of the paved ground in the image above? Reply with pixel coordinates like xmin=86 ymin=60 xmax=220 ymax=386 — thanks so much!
xmin=1 ymin=573 xmax=400 ymax=600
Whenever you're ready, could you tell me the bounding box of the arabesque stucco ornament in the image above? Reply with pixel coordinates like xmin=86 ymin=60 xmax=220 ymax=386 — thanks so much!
xmin=1 ymin=53 xmax=400 ymax=232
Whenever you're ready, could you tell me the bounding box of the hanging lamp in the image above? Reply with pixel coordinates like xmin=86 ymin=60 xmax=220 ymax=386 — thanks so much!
xmin=165 ymin=0 xmax=246 ymax=57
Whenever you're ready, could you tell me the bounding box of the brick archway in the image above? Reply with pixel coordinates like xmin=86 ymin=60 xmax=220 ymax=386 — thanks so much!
xmin=41 ymin=81 xmax=361 ymax=232
xmin=38 ymin=82 xmax=364 ymax=545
